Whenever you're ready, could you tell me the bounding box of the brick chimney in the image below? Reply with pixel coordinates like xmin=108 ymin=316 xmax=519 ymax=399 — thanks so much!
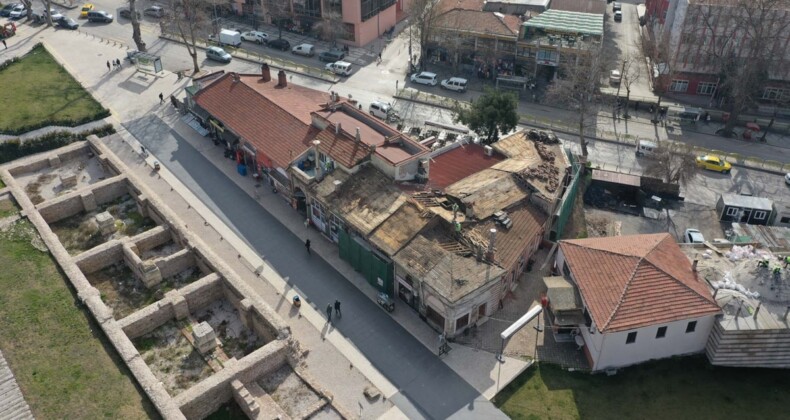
xmin=261 ymin=63 xmax=271 ymax=82
xmin=486 ymin=228 xmax=497 ymax=262
xmin=277 ymin=70 xmax=287 ymax=87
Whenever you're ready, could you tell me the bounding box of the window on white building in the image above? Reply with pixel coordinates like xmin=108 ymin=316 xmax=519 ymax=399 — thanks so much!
xmin=697 ymin=82 xmax=717 ymax=95
xmin=726 ymin=207 xmax=739 ymax=217
xmin=781 ymin=216 xmax=790 ymax=224
xmin=656 ymin=326 xmax=667 ymax=338
xmin=685 ymin=321 xmax=697 ymax=333
xmin=762 ymin=87 xmax=788 ymax=101
xmin=670 ymin=80 xmax=689 ymax=93
xmin=626 ymin=331 xmax=637 ymax=344
xmin=754 ymin=211 xmax=767 ymax=220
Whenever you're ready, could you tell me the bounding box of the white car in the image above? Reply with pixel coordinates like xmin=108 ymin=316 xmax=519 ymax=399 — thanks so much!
xmin=684 ymin=229 xmax=705 ymax=244
xmin=291 ymin=43 xmax=315 ymax=57
xmin=8 ymin=4 xmax=26 ymax=18
xmin=785 ymin=173 xmax=790 ymax=185
xmin=369 ymin=101 xmax=392 ymax=119
xmin=241 ymin=31 xmax=268 ymax=44
xmin=143 ymin=5 xmax=164 ymax=18
xmin=610 ymin=70 xmax=621 ymax=84
xmin=410 ymin=71 xmax=438 ymax=86
xmin=440 ymin=77 xmax=468 ymax=92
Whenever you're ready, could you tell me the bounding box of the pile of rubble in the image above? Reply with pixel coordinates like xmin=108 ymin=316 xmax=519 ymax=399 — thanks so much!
xmin=520 ymin=162 xmax=560 ymax=192
xmin=527 ymin=129 xmax=560 ymax=144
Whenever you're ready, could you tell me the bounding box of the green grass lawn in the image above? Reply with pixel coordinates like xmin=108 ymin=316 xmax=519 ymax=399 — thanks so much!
xmin=0 ymin=45 xmax=107 ymax=133
xmin=495 ymin=358 xmax=790 ymax=420
xmin=0 ymin=219 xmax=158 ymax=419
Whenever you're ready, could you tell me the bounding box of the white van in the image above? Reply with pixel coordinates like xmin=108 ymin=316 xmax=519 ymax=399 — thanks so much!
xmin=635 ymin=139 xmax=658 ymax=157
xmin=440 ymin=77 xmax=468 ymax=92
xmin=369 ymin=101 xmax=392 ymax=119
xmin=325 ymin=61 xmax=353 ymax=76
xmin=218 ymin=29 xmax=241 ymax=47
xmin=292 ymin=43 xmax=315 ymax=57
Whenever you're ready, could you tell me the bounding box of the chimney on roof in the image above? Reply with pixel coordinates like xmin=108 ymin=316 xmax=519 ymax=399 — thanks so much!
xmin=692 ymin=259 xmax=698 ymax=272
xmin=486 ymin=228 xmax=497 ymax=262
xmin=336 ymin=122 xmax=341 ymax=134
xmin=277 ymin=70 xmax=287 ymax=87
xmin=355 ymin=127 xmax=361 ymax=143
xmin=231 ymin=73 xmax=240 ymax=83
xmin=261 ymin=63 xmax=271 ymax=82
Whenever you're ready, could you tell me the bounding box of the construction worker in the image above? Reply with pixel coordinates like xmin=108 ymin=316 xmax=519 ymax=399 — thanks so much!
xmin=784 ymin=256 xmax=790 ymax=268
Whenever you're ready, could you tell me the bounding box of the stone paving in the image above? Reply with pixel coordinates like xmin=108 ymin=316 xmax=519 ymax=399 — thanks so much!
xmin=0 ymin=350 xmax=34 ymax=420
xmin=453 ymin=249 xmax=590 ymax=371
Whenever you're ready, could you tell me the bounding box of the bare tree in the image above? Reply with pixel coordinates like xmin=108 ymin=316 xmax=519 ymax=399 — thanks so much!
xmin=20 ymin=0 xmax=33 ymax=20
xmin=693 ymin=0 xmax=790 ymax=137
xmin=638 ymin=34 xmax=675 ymax=124
xmin=408 ymin=0 xmax=442 ymax=70
xmin=264 ymin=0 xmax=292 ymax=40
xmin=40 ymin=0 xmax=53 ymax=26
xmin=313 ymin=11 xmax=345 ymax=45
xmin=166 ymin=0 xmax=209 ymax=73
xmin=128 ymin=0 xmax=147 ymax=52
xmin=544 ymin=44 xmax=608 ymax=157
xmin=643 ymin=142 xmax=698 ymax=186
xmin=619 ymin=58 xmax=642 ymax=119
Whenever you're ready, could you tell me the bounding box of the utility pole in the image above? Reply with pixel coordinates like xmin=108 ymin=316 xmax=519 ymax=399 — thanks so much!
xmin=616 ymin=59 xmax=626 ymax=97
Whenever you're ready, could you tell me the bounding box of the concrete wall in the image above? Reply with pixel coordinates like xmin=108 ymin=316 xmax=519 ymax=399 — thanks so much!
xmin=583 ymin=315 xmax=716 ymax=371
xmin=5 ymin=141 xmax=89 ymax=177
xmin=36 ymin=176 xmax=128 ymax=223
xmin=706 ymin=319 xmax=790 ymax=368
xmin=92 ymin=178 xmax=132 ymax=207
xmin=133 ymin=226 xmax=173 ymax=254
xmin=181 ymin=273 xmax=225 ymax=311
xmin=174 ymin=340 xmax=289 ymax=419
xmin=118 ymin=299 xmax=177 ymax=339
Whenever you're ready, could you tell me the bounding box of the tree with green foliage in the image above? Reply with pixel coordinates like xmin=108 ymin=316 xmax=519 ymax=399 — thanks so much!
xmin=453 ymin=89 xmax=519 ymax=144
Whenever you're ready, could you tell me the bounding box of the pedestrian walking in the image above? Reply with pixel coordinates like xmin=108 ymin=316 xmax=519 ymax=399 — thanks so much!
xmin=107 ymin=60 xmax=111 ymax=71
xmin=705 ymin=113 xmax=711 ymax=125
xmin=334 ymin=300 xmax=341 ymax=318
xmin=159 ymin=92 xmax=164 ymax=104
xmin=326 ymin=304 xmax=333 ymax=323
xmin=305 ymin=239 xmax=311 ymax=255
xmin=2 ymin=39 xmax=7 ymax=49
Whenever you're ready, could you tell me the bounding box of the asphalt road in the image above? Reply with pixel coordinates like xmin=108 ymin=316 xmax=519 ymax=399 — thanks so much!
xmin=123 ymin=114 xmax=507 ymax=420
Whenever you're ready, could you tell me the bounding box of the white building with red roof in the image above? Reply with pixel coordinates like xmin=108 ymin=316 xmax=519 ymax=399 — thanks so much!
xmin=552 ymin=233 xmax=721 ymax=371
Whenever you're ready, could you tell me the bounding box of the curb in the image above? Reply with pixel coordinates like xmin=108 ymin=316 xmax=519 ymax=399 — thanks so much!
xmin=392 ymin=95 xmax=787 ymax=176
xmin=158 ymin=34 xmax=339 ymax=84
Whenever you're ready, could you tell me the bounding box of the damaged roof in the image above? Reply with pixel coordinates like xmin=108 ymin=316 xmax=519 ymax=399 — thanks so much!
xmin=394 ymin=225 xmax=506 ymax=303
xmin=444 ymin=168 xmax=530 ymax=220
xmin=369 ymin=201 xmax=434 ymax=256
xmin=316 ymin=165 xmax=407 ymax=236
xmin=468 ymin=202 xmax=546 ymax=270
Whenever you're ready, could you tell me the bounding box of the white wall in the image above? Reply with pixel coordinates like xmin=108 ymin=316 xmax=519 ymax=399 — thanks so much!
xmin=583 ymin=315 xmax=716 ymax=371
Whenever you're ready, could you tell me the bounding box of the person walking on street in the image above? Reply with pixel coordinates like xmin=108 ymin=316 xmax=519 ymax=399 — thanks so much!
xmin=334 ymin=300 xmax=341 ymax=318
xmin=2 ymin=39 xmax=7 ymax=49
xmin=305 ymin=239 xmax=311 ymax=255
xmin=159 ymin=93 xmax=164 ymax=104
xmin=326 ymin=304 xmax=333 ymax=323
xmin=107 ymin=60 xmax=111 ymax=71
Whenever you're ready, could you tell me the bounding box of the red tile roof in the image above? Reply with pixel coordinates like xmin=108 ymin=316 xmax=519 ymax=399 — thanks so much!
xmin=560 ymin=233 xmax=720 ymax=333
xmin=193 ymin=73 xmax=330 ymax=169
xmin=436 ymin=9 xmax=521 ymax=37
xmin=314 ymin=128 xmax=371 ymax=168
xmin=437 ymin=0 xmax=485 ymax=13
xmin=428 ymin=144 xmax=506 ymax=190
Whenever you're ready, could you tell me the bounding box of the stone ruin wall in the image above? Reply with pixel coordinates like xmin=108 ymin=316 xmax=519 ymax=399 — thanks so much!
xmin=0 ymin=138 xmax=298 ymax=420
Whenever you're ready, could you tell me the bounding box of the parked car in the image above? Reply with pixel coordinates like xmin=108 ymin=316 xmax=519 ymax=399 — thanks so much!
xmin=609 ymin=70 xmax=621 ymax=84
xmin=143 ymin=5 xmax=164 ymax=18
xmin=785 ymin=172 xmax=790 ymax=185
xmin=206 ymin=46 xmax=232 ymax=63
xmin=613 ymin=2 xmax=622 ymax=11
xmin=0 ymin=3 xmax=21 ymax=17
xmin=8 ymin=4 xmax=26 ymax=19
xmin=33 ymin=8 xmax=64 ymax=23
xmin=268 ymin=38 xmax=290 ymax=51
xmin=369 ymin=101 xmax=392 ymax=119
xmin=87 ymin=10 xmax=113 ymax=23
xmin=325 ymin=61 xmax=353 ymax=76
xmin=79 ymin=3 xmax=94 ymax=18
xmin=119 ymin=8 xmax=141 ymax=20
xmin=684 ymin=228 xmax=705 ymax=244
xmin=614 ymin=10 xmax=622 ymax=21
xmin=292 ymin=43 xmax=314 ymax=57
xmin=635 ymin=139 xmax=657 ymax=157
xmin=440 ymin=77 xmax=468 ymax=92
xmin=319 ymin=49 xmax=345 ymax=62
xmin=696 ymin=155 xmax=732 ymax=174
xmin=56 ymin=17 xmax=79 ymax=30
xmin=241 ymin=31 xmax=268 ymax=44
xmin=410 ymin=71 xmax=438 ymax=86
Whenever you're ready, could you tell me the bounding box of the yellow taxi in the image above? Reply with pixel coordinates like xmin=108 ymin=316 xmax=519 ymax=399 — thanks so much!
xmin=695 ymin=155 xmax=732 ymax=174
xmin=80 ymin=3 xmax=94 ymax=18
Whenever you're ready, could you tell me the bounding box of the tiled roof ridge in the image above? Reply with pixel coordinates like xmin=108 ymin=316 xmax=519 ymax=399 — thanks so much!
xmin=438 ymin=8 xmax=516 ymax=34
xmin=642 ymin=235 xmax=717 ymax=305
xmin=600 ymin=253 xmax=642 ymax=331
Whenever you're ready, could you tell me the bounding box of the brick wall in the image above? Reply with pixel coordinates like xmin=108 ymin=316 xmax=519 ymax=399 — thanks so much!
xmin=156 ymin=249 xmax=197 ymax=280
xmin=73 ymin=240 xmax=124 ymax=273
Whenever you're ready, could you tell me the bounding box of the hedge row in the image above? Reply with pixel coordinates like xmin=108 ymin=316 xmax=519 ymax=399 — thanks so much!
xmin=0 ymin=109 xmax=112 ymax=136
xmin=0 ymin=124 xmax=116 ymax=164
